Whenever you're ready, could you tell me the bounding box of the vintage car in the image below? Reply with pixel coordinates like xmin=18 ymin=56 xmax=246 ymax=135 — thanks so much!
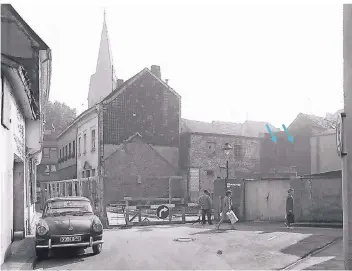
xmin=35 ymin=196 xmax=104 ymax=259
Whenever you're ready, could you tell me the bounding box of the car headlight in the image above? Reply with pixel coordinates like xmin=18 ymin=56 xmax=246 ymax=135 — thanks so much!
xmin=92 ymin=217 xmax=103 ymax=232
xmin=36 ymin=220 xmax=49 ymax=236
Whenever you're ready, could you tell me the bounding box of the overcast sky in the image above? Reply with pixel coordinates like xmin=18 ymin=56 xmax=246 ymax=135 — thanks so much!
xmin=11 ymin=1 xmax=343 ymax=128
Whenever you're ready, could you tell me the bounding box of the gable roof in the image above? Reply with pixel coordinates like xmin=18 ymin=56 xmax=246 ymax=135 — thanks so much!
xmin=242 ymin=120 xmax=279 ymax=137
xmin=102 ymin=67 xmax=181 ymax=104
xmin=150 ymin=145 xmax=179 ymax=169
xmin=3 ymin=4 xmax=49 ymax=49
xmin=181 ymin=119 xmax=217 ymax=134
xmin=57 ymin=105 xmax=98 ymax=139
xmin=288 ymin=113 xmax=335 ymax=131
xmin=181 ymin=118 xmax=279 ymax=137
xmin=103 ymin=132 xmax=178 ymax=171
xmin=211 ymin=121 xmax=242 ymax=135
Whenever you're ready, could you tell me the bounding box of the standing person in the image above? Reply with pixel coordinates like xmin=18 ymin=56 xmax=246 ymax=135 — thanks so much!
xmin=198 ymin=190 xmax=212 ymax=225
xmin=285 ymin=188 xmax=295 ymax=228
xmin=216 ymin=190 xmax=236 ymax=230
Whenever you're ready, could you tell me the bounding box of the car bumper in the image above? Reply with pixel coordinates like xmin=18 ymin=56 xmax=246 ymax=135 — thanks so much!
xmin=36 ymin=236 xmax=104 ymax=249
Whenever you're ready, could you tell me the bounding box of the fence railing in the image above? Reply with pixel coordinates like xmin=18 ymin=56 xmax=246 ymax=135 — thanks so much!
xmin=39 ymin=176 xmax=100 ymax=210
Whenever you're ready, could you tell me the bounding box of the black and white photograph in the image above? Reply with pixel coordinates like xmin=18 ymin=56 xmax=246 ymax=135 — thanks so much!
xmin=0 ymin=0 xmax=351 ymax=270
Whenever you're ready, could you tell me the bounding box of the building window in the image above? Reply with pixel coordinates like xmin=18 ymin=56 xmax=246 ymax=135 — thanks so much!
xmin=44 ymin=165 xmax=50 ymax=175
xmin=59 ymin=149 xmax=62 ymax=160
xmin=206 ymin=170 xmax=214 ymax=176
xmin=83 ymin=133 xmax=87 ymax=154
xmin=51 ymin=165 xmax=57 ymax=172
xmin=73 ymin=140 xmax=76 ymax=157
xmin=86 ymin=170 xmax=91 ymax=178
xmin=234 ymin=144 xmax=243 ymax=158
xmin=65 ymin=145 xmax=68 ymax=159
xmin=91 ymin=129 xmax=96 ymax=151
xmin=78 ymin=137 xmax=81 ymax=156
xmin=92 ymin=169 xmax=96 ymax=176
xmin=82 ymin=171 xmax=85 ymax=178
xmin=62 ymin=147 xmax=65 ymax=161
xmin=69 ymin=143 xmax=72 ymax=158
xmin=43 ymin=148 xmax=50 ymax=158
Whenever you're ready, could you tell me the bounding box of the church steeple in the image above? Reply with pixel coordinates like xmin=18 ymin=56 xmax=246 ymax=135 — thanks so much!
xmin=88 ymin=9 xmax=117 ymax=108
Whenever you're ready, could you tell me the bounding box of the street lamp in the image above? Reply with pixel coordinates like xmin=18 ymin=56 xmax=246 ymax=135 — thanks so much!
xmin=222 ymin=142 xmax=233 ymax=189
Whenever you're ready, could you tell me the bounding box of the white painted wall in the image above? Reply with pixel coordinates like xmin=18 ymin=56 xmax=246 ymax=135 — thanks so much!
xmin=311 ymin=132 xmax=341 ymax=174
xmin=77 ymin=111 xmax=99 ymax=178
xmin=245 ymin=180 xmax=290 ymax=221
xmin=0 ymin=76 xmax=25 ymax=264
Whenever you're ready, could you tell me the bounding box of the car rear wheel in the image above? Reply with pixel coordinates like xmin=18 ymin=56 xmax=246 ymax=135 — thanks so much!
xmin=36 ymin=248 xmax=49 ymax=260
xmin=92 ymin=244 xmax=102 ymax=255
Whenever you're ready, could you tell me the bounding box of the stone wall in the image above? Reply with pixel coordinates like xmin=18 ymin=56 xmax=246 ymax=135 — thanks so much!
xmin=183 ymin=133 xmax=260 ymax=192
xmin=243 ymin=174 xmax=342 ymax=222
xmin=290 ymin=174 xmax=342 ymax=222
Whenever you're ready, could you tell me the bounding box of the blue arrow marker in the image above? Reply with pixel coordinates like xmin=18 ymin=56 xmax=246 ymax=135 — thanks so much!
xmin=266 ymin=124 xmax=277 ymax=143
xmin=282 ymin=124 xmax=294 ymax=143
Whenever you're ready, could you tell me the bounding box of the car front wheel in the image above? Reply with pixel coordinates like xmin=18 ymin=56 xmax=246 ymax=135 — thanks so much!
xmin=92 ymin=244 xmax=102 ymax=255
xmin=36 ymin=248 xmax=49 ymax=260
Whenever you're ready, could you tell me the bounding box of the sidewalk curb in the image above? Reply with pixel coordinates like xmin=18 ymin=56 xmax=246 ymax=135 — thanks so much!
xmin=278 ymin=236 xmax=342 ymax=270
xmin=292 ymin=223 xmax=342 ymax=229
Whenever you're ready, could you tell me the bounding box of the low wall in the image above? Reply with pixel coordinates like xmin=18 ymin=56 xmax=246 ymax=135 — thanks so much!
xmin=291 ymin=176 xmax=342 ymax=222
xmin=243 ymin=175 xmax=342 ymax=222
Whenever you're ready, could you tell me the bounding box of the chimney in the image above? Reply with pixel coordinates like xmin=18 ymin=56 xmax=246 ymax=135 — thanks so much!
xmin=151 ymin=65 xmax=161 ymax=79
xmin=117 ymin=79 xmax=124 ymax=87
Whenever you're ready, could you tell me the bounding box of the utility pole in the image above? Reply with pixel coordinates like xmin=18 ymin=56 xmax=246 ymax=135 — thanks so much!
xmin=343 ymin=5 xmax=352 ymax=269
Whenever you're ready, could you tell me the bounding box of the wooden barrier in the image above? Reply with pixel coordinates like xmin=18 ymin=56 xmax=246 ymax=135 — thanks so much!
xmin=111 ymin=196 xmax=199 ymax=226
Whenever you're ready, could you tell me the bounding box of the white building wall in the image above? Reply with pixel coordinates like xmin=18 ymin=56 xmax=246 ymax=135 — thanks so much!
xmin=0 ymin=76 xmax=26 ymax=264
xmin=311 ymin=132 xmax=341 ymax=174
xmin=77 ymin=111 xmax=99 ymax=178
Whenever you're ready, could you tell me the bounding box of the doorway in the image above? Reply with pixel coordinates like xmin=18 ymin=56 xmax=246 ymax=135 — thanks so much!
xmin=13 ymin=159 xmax=24 ymax=238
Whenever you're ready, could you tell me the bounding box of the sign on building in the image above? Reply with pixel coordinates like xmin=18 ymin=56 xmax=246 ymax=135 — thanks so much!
xmin=336 ymin=112 xmax=347 ymax=157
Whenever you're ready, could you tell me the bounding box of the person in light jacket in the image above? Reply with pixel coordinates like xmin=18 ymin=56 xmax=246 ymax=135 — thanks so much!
xmin=216 ymin=190 xmax=236 ymax=230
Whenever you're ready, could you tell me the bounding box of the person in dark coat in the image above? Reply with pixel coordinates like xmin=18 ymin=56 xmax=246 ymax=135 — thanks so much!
xmin=285 ymin=188 xmax=295 ymax=228
xmin=198 ymin=190 xmax=213 ymax=225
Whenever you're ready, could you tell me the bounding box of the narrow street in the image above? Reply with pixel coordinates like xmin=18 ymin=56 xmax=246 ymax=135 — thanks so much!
xmin=34 ymin=223 xmax=342 ymax=270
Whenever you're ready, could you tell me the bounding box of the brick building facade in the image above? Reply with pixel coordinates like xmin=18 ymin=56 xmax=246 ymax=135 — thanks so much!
xmin=101 ymin=65 xmax=180 ymax=149
xmin=103 ymin=133 xmax=179 ymax=205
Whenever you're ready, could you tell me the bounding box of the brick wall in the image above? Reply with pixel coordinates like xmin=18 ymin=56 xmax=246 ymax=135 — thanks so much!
xmin=103 ymin=136 xmax=179 ymax=205
xmin=103 ymin=74 xmax=180 ymax=148
xmin=182 ymin=133 xmax=260 ymax=192
xmin=260 ymin=129 xmax=312 ymax=177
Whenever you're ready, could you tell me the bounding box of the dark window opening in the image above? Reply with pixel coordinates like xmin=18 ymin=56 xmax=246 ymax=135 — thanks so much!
xmin=206 ymin=170 xmax=214 ymax=176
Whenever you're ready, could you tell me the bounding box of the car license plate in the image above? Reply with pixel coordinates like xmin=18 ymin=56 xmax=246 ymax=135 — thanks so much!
xmin=60 ymin=236 xmax=81 ymax=243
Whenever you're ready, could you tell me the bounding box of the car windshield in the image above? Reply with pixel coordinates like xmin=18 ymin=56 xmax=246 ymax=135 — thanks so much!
xmin=43 ymin=199 xmax=93 ymax=217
